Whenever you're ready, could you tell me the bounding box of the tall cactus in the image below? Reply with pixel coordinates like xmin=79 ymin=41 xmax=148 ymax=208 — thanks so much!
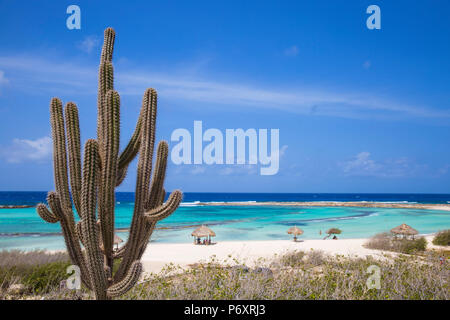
xmin=36 ymin=27 xmax=182 ymax=299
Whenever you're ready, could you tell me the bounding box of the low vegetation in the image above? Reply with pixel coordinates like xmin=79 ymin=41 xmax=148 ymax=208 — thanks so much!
xmin=0 ymin=250 xmax=71 ymax=297
xmin=432 ymin=230 xmax=450 ymax=246
xmin=1 ymin=249 xmax=447 ymax=300
xmin=364 ymin=233 xmax=427 ymax=254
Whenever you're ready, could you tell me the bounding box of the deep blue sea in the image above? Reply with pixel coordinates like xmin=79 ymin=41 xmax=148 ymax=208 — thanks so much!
xmin=1 ymin=192 xmax=450 ymax=250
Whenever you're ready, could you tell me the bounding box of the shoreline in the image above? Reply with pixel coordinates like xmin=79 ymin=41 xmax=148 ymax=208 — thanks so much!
xmin=2 ymin=201 xmax=450 ymax=212
xmin=194 ymin=201 xmax=450 ymax=211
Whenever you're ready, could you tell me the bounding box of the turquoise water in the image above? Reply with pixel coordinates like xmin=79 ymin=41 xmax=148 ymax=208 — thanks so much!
xmin=1 ymin=203 xmax=449 ymax=250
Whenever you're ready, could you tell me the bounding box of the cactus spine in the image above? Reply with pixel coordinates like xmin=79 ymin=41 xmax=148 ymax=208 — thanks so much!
xmin=37 ymin=27 xmax=182 ymax=299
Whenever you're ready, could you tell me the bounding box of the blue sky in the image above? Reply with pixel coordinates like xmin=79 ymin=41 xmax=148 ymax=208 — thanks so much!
xmin=0 ymin=0 xmax=449 ymax=193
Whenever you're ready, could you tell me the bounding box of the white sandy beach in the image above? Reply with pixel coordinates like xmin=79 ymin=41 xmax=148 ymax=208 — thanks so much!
xmin=140 ymin=235 xmax=441 ymax=274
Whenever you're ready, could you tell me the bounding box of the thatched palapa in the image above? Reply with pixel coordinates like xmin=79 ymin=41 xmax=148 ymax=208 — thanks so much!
xmin=287 ymin=226 xmax=304 ymax=236
xmin=192 ymin=225 xmax=216 ymax=238
xmin=390 ymin=224 xmax=418 ymax=238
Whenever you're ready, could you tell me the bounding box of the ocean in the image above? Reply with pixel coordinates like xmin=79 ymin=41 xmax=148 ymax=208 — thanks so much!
xmin=1 ymin=192 xmax=450 ymax=250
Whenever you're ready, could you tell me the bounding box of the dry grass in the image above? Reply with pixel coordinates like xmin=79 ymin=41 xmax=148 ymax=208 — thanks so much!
xmin=364 ymin=233 xmax=427 ymax=254
xmin=116 ymin=250 xmax=448 ymax=300
xmin=0 ymin=250 xmax=68 ymax=268
xmin=0 ymin=250 xmax=70 ymax=297
xmin=1 ymin=249 xmax=448 ymax=300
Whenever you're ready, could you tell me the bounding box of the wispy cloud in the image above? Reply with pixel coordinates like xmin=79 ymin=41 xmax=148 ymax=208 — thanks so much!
xmin=339 ymin=152 xmax=428 ymax=178
xmin=77 ymin=36 xmax=100 ymax=54
xmin=0 ymin=70 xmax=8 ymax=84
xmin=190 ymin=166 xmax=206 ymax=175
xmin=284 ymin=45 xmax=299 ymax=57
xmin=0 ymin=136 xmax=52 ymax=163
xmin=0 ymin=70 xmax=9 ymax=93
xmin=0 ymin=55 xmax=449 ymax=120
xmin=219 ymin=165 xmax=258 ymax=176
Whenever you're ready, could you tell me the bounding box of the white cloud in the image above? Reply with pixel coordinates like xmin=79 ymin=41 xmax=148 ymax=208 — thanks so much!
xmin=77 ymin=36 xmax=100 ymax=53
xmin=1 ymin=136 xmax=52 ymax=163
xmin=339 ymin=152 xmax=428 ymax=178
xmin=0 ymin=55 xmax=449 ymax=120
xmin=284 ymin=45 xmax=299 ymax=57
xmin=341 ymin=152 xmax=380 ymax=175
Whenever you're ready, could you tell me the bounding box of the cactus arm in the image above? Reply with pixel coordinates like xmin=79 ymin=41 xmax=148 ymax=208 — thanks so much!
xmin=115 ymin=165 xmax=128 ymax=186
xmin=97 ymin=62 xmax=114 ymax=151
xmin=36 ymin=203 xmax=59 ymax=223
xmin=49 ymin=98 xmax=72 ymax=213
xmin=115 ymin=122 xmax=140 ymax=185
xmin=97 ymin=27 xmax=115 ymax=146
xmin=98 ymin=90 xmax=120 ymax=269
xmin=80 ymin=139 xmax=108 ymax=299
xmin=115 ymin=98 xmax=144 ymax=183
xmin=145 ymin=141 xmax=168 ymax=210
xmin=107 ymin=261 xmax=142 ymax=298
xmin=100 ymin=27 xmax=115 ymax=64
xmin=145 ymin=190 xmax=182 ymax=222
xmin=117 ymin=123 xmax=140 ymax=170
xmin=114 ymin=88 xmax=157 ymax=282
xmin=135 ymin=190 xmax=182 ymax=259
xmin=158 ymin=188 xmax=166 ymax=206
xmin=64 ymin=102 xmax=82 ymax=216
xmin=75 ymin=221 xmax=85 ymax=247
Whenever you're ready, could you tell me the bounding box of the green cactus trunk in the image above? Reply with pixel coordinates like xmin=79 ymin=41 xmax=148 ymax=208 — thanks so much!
xmin=37 ymin=27 xmax=182 ymax=300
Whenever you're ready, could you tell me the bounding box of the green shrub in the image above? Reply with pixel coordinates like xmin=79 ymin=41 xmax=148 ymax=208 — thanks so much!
xmin=432 ymin=230 xmax=450 ymax=246
xmin=364 ymin=233 xmax=393 ymax=251
xmin=22 ymin=261 xmax=72 ymax=294
xmin=399 ymin=237 xmax=427 ymax=254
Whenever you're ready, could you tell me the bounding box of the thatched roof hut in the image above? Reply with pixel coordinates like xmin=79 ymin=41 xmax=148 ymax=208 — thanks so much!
xmin=287 ymin=226 xmax=304 ymax=242
xmin=326 ymin=228 xmax=342 ymax=235
xmin=192 ymin=225 xmax=216 ymax=238
xmin=390 ymin=224 xmax=418 ymax=238
xmin=287 ymin=226 xmax=304 ymax=236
